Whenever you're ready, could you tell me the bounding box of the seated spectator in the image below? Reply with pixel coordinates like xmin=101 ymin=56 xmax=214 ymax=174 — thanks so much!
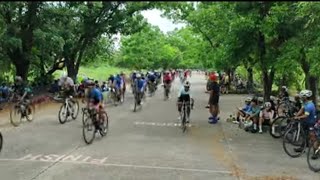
xmin=241 ymin=98 xmax=261 ymax=132
xmin=234 ymin=97 xmax=252 ymax=124
xmin=257 ymin=102 xmax=275 ymax=134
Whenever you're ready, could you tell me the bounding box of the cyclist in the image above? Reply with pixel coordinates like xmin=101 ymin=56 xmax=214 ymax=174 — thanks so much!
xmin=147 ymin=72 xmax=157 ymax=92
xmin=131 ymin=71 xmax=137 ymax=93
xmin=120 ymin=72 xmax=126 ymax=99
xmin=134 ymin=74 xmax=145 ymax=105
xmin=294 ymin=89 xmax=316 ymax=154
xmin=177 ymin=81 xmax=194 ymax=123
xmin=114 ymin=74 xmax=123 ymax=102
xmin=257 ymin=102 xmax=275 ymax=134
xmin=13 ymin=76 xmax=33 ymax=106
xmin=279 ymin=86 xmax=289 ymax=100
xmin=58 ymin=74 xmax=75 ymax=98
xmin=85 ymin=80 xmax=106 ymax=129
xmin=154 ymin=70 xmax=161 ymax=86
xmin=108 ymin=75 xmax=115 ymax=88
xmin=163 ymin=70 xmax=172 ymax=98
xmin=234 ymin=97 xmax=252 ymax=124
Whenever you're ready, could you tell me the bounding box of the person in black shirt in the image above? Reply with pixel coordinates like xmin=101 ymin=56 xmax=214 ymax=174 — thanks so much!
xmin=279 ymin=86 xmax=289 ymax=100
xmin=208 ymin=73 xmax=220 ymax=124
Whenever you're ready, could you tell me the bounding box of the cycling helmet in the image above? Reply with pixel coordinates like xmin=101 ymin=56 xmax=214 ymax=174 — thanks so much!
xmin=281 ymin=86 xmax=288 ymax=91
xmin=136 ymin=74 xmax=141 ymax=78
xmin=264 ymin=102 xmax=272 ymax=108
xmin=184 ymin=81 xmax=190 ymax=88
xmin=209 ymin=74 xmax=217 ymax=81
xmin=299 ymin=89 xmax=312 ymax=98
xmin=86 ymin=80 xmax=95 ymax=87
xmin=245 ymin=97 xmax=252 ymax=102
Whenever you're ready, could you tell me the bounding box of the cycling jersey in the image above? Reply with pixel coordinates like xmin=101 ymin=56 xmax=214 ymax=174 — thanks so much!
xmin=304 ymin=101 xmax=316 ymax=125
xmin=115 ymin=76 xmax=123 ymax=89
xmin=58 ymin=77 xmax=74 ymax=88
xmin=148 ymin=74 xmax=156 ymax=82
xmin=163 ymin=74 xmax=172 ymax=82
xmin=89 ymin=88 xmax=103 ymax=105
xmin=108 ymin=76 xmax=115 ymax=84
xmin=135 ymin=79 xmax=145 ymax=92
xmin=178 ymin=87 xmax=192 ymax=98
xmin=242 ymin=104 xmax=252 ymax=113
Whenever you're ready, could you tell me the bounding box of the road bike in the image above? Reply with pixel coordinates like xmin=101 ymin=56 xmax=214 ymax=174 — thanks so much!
xmin=10 ymin=100 xmax=35 ymax=127
xmin=269 ymin=116 xmax=290 ymax=138
xmin=82 ymin=106 xmax=109 ymax=144
xmin=58 ymin=96 xmax=79 ymax=124
xmin=179 ymin=101 xmax=192 ymax=133
xmin=307 ymin=122 xmax=320 ymax=172
xmin=148 ymin=81 xmax=156 ymax=97
xmin=133 ymin=89 xmax=143 ymax=112
xmin=163 ymin=83 xmax=171 ymax=100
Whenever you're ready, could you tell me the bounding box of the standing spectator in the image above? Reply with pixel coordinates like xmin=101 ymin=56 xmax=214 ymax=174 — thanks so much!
xmin=208 ymin=73 xmax=220 ymax=124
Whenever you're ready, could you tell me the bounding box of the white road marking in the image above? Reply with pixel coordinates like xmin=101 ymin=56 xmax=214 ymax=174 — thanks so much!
xmin=0 ymin=158 xmax=232 ymax=174
xmin=134 ymin=122 xmax=196 ymax=127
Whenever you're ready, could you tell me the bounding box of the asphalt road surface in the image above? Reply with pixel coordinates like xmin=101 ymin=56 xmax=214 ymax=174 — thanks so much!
xmin=0 ymin=73 xmax=318 ymax=180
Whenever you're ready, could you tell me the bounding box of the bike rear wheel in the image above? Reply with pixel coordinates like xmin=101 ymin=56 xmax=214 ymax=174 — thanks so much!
xmin=182 ymin=106 xmax=187 ymax=133
xmin=307 ymin=141 xmax=320 ymax=172
xmin=270 ymin=116 xmax=288 ymax=138
xmin=282 ymin=126 xmax=306 ymax=158
xmin=82 ymin=117 xmax=96 ymax=144
xmin=10 ymin=105 xmax=22 ymax=127
xmin=58 ymin=104 xmax=68 ymax=124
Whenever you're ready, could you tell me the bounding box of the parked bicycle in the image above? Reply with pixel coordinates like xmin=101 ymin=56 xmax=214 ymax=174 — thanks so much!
xmin=282 ymin=118 xmax=309 ymax=158
xmin=307 ymin=121 xmax=320 ymax=172
xmin=82 ymin=107 xmax=109 ymax=144
xmin=58 ymin=96 xmax=79 ymax=124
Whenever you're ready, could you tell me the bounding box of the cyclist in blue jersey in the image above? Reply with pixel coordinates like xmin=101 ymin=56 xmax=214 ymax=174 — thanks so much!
xmin=294 ymin=89 xmax=316 ymax=154
xmin=108 ymin=74 xmax=115 ymax=88
xmin=177 ymin=81 xmax=194 ymax=123
xmin=147 ymin=72 xmax=157 ymax=91
xmin=134 ymin=74 xmax=146 ymax=105
xmin=114 ymin=74 xmax=123 ymax=102
xmin=85 ymin=80 xmax=106 ymax=127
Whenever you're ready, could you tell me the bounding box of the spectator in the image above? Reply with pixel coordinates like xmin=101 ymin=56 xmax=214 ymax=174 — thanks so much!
xmin=208 ymin=73 xmax=220 ymax=124
xmin=257 ymin=102 xmax=275 ymax=134
xmin=234 ymin=97 xmax=252 ymax=124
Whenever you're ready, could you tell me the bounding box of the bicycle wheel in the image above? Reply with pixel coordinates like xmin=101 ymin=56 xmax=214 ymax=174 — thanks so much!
xmin=99 ymin=112 xmax=109 ymax=136
xmin=26 ymin=104 xmax=35 ymax=122
xmin=133 ymin=94 xmax=137 ymax=112
xmin=10 ymin=105 xmax=22 ymax=127
xmin=307 ymin=141 xmax=320 ymax=172
xmin=182 ymin=106 xmax=187 ymax=133
xmin=282 ymin=126 xmax=306 ymax=158
xmin=82 ymin=109 xmax=88 ymax=126
xmin=0 ymin=132 xmax=3 ymax=152
xmin=270 ymin=116 xmax=288 ymax=138
xmin=58 ymin=104 xmax=68 ymax=124
xmin=70 ymin=100 xmax=79 ymax=120
xmin=82 ymin=116 xmax=96 ymax=144
xmin=277 ymin=102 xmax=288 ymax=116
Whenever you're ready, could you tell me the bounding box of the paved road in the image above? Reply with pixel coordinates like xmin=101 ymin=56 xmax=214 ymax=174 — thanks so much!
xmin=0 ymin=74 xmax=318 ymax=180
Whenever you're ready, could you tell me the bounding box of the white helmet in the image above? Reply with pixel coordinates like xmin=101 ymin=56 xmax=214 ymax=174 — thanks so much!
xmin=299 ymin=89 xmax=312 ymax=98
xmin=136 ymin=74 xmax=141 ymax=78
xmin=282 ymin=86 xmax=288 ymax=91
xmin=184 ymin=81 xmax=190 ymax=88
xmin=264 ymin=102 xmax=272 ymax=108
xmin=245 ymin=97 xmax=252 ymax=102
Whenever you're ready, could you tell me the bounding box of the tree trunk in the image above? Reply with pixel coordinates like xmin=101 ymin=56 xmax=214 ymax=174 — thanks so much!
xmin=308 ymin=76 xmax=318 ymax=106
xmin=247 ymin=67 xmax=253 ymax=91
